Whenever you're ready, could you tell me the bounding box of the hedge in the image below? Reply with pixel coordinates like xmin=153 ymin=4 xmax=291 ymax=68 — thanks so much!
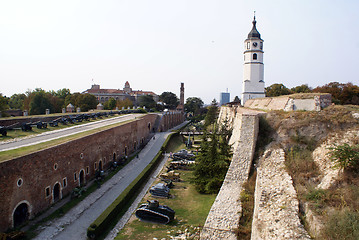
xmin=87 ymin=132 xmax=177 ymax=239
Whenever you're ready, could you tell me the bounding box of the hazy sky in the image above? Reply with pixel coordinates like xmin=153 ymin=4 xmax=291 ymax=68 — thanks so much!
xmin=1 ymin=0 xmax=359 ymax=104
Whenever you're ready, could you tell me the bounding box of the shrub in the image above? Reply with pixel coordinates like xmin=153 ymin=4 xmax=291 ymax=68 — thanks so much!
xmin=322 ymin=209 xmax=359 ymax=240
xmin=328 ymin=143 xmax=359 ymax=171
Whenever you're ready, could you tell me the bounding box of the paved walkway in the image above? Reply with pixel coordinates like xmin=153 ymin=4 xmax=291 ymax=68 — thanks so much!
xmin=33 ymin=121 xmax=187 ymax=240
xmin=0 ymin=114 xmax=141 ymax=151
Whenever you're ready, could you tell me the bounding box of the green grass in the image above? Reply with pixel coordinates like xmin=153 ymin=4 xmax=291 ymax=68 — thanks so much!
xmin=0 ymin=113 xmax=134 ymax=142
xmin=0 ymin=119 xmax=133 ymax=162
xmin=115 ymin=138 xmax=215 ymax=240
xmin=115 ymin=170 xmax=216 ymax=240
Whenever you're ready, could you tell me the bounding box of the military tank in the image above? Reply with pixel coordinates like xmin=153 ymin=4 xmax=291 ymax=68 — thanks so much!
xmin=149 ymin=183 xmax=170 ymax=198
xmin=135 ymin=200 xmax=175 ymax=224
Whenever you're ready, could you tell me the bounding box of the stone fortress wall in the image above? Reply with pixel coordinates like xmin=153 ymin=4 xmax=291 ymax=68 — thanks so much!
xmin=200 ymin=107 xmax=261 ymax=239
xmin=0 ymin=112 xmax=184 ymax=231
xmin=251 ymin=149 xmax=310 ymax=240
xmin=201 ymin=106 xmax=311 ymax=239
xmin=244 ymin=93 xmax=332 ymax=111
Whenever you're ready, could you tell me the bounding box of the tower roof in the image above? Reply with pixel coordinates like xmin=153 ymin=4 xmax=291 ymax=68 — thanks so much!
xmin=247 ymin=16 xmax=261 ymax=40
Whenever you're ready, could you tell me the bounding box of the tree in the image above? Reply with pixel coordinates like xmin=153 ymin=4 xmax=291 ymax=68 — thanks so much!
xmin=9 ymin=93 xmax=26 ymax=110
xmin=29 ymin=90 xmax=53 ymax=115
xmin=117 ymin=98 xmax=133 ymax=110
xmin=313 ymin=82 xmax=359 ymax=105
xmin=265 ymin=83 xmax=292 ymax=97
xmin=159 ymin=92 xmax=179 ymax=109
xmin=291 ymin=84 xmax=312 ymax=93
xmin=0 ymin=93 xmax=9 ymax=117
xmin=184 ymin=97 xmax=204 ymax=115
xmin=193 ymin=124 xmax=232 ymax=194
xmin=138 ymin=95 xmax=156 ymax=109
xmin=78 ymin=94 xmax=98 ymax=112
xmin=104 ymin=98 xmax=116 ymax=110
xmin=204 ymin=99 xmax=218 ymax=128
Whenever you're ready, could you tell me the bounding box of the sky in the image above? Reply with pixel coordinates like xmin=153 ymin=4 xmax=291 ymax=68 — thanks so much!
xmin=1 ymin=0 xmax=359 ymax=104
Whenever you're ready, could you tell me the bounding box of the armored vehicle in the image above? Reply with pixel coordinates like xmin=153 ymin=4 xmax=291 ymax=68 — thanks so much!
xmin=149 ymin=183 xmax=170 ymax=198
xmin=135 ymin=200 xmax=175 ymax=224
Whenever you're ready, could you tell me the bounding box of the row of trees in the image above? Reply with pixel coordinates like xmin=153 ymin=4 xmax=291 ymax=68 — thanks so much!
xmin=266 ymin=82 xmax=359 ymax=105
xmin=1 ymin=88 xmax=99 ymax=116
xmin=0 ymin=87 xmax=206 ymax=117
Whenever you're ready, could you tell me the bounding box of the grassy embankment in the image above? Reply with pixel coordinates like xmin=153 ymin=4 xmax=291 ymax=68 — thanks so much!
xmin=115 ymin=134 xmax=216 ymax=240
xmin=264 ymin=105 xmax=359 ymax=239
xmin=0 ymin=118 xmax=134 ymax=162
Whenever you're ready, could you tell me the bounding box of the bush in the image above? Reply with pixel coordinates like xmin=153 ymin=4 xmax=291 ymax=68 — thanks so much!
xmin=322 ymin=209 xmax=359 ymax=240
xmin=328 ymin=143 xmax=359 ymax=171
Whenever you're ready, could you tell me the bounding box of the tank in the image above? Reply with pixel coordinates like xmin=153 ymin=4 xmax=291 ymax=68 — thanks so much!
xmin=149 ymin=183 xmax=170 ymax=198
xmin=135 ymin=200 xmax=175 ymax=224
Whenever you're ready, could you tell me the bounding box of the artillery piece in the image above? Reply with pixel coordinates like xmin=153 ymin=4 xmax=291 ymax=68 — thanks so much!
xmin=160 ymin=170 xmax=180 ymax=182
xmin=135 ymin=200 xmax=175 ymax=224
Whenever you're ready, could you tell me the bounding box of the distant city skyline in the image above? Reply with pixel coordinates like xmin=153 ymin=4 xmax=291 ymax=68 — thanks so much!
xmin=1 ymin=0 xmax=359 ymax=104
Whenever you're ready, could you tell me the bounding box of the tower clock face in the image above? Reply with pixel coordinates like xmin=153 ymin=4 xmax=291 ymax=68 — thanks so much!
xmin=253 ymin=42 xmax=258 ymax=47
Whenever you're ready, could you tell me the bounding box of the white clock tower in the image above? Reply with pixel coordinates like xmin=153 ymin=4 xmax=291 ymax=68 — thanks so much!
xmin=242 ymin=15 xmax=265 ymax=105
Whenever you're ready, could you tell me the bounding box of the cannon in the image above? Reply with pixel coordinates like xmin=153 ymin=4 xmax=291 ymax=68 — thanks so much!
xmin=32 ymin=121 xmax=47 ymax=129
xmin=135 ymin=200 xmax=175 ymax=224
xmin=0 ymin=126 xmax=8 ymax=136
xmin=160 ymin=171 xmax=180 ymax=182
xmin=21 ymin=123 xmax=32 ymax=131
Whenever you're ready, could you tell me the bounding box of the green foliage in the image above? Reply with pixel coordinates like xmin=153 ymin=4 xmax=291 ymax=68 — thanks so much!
xmin=159 ymin=92 xmax=179 ymax=109
xmin=328 ymin=143 xmax=359 ymax=171
xmin=29 ymin=89 xmax=54 ymax=115
xmin=79 ymin=94 xmax=98 ymax=112
xmin=0 ymin=93 xmax=9 ymax=117
xmin=265 ymin=83 xmax=292 ymax=97
xmin=204 ymin=99 xmax=218 ymax=127
xmin=9 ymin=93 xmax=26 ymax=110
xmin=322 ymin=209 xmax=359 ymax=240
xmin=184 ymin=97 xmax=204 ymax=115
xmin=138 ymin=95 xmax=156 ymax=109
xmin=193 ymin=124 xmax=232 ymax=194
xmin=116 ymin=98 xmax=133 ymax=110
xmin=305 ymin=188 xmax=327 ymax=202
xmin=104 ymin=98 xmax=116 ymax=110
xmin=291 ymin=84 xmax=312 ymax=93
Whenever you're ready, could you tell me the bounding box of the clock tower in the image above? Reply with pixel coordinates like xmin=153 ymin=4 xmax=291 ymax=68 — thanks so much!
xmin=241 ymin=15 xmax=265 ymax=105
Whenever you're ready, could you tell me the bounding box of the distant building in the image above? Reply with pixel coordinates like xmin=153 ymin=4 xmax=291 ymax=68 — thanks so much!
xmin=82 ymin=81 xmax=159 ymax=105
xmin=220 ymin=92 xmax=230 ymax=106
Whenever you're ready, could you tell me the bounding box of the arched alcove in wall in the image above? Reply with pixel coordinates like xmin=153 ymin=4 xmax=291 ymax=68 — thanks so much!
xmin=79 ymin=169 xmax=85 ymax=186
xmin=53 ymin=182 xmax=61 ymax=202
xmin=13 ymin=202 xmax=29 ymax=228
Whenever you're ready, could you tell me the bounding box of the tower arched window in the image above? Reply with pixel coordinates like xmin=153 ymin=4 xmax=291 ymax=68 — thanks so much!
xmin=253 ymin=53 xmax=257 ymax=60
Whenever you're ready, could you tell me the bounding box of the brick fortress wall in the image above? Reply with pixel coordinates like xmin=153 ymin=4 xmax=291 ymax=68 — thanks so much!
xmin=0 ymin=112 xmax=184 ymax=231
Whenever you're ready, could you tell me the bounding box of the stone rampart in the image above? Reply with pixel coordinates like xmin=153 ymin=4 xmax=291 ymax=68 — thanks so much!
xmin=244 ymin=94 xmax=332 ymax=112
xmin=200 ymin=107 xmax=260 ymax=239
xmin=251 ymin=148 xmax=310 ymax=240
